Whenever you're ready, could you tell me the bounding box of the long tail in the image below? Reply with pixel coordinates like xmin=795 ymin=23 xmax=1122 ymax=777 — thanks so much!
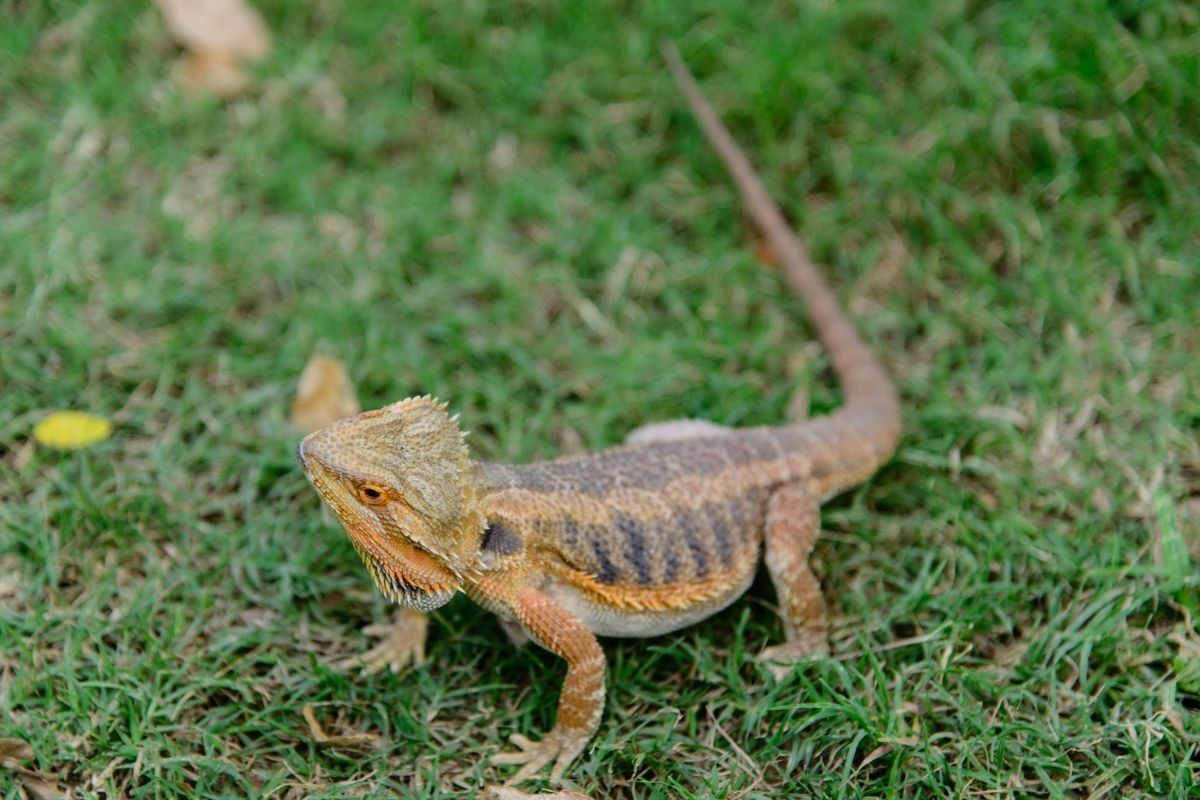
xmin=662 ymin=43 xmax=901 ymax=463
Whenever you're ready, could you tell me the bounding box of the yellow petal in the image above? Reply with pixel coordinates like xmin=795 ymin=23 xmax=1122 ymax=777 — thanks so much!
xmin=33 ymin=411 xmax=113 ymax=450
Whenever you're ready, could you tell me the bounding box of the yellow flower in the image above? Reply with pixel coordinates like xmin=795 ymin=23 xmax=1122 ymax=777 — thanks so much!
xmin=33 ymin=411 xmax=113 ymax=449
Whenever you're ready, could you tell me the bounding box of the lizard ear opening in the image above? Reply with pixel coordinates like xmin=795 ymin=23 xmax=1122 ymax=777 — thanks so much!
xmin=479 ymin=521 xmax=522 ymax=568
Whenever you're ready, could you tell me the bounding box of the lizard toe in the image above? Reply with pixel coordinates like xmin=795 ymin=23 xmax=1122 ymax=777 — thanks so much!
xmin=550 ymin=737 xmax=588 ymax=780
xmin=334 ymin=610 xmax=428 ymax=675
xmin=493 ymin=729 xmax=588 ymax=784
xmin=505 ymin=733 xmax=535 ymax=750
xmin=758 ymin=638 xmax=829 ymax=680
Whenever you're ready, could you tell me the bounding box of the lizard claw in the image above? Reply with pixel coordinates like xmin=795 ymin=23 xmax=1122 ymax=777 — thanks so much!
xmin=334 ymin=608 xmax=428 ymax=675
xmin=492 ymin=728 xmax=589 ymax=784
xmin=758 ymin=637 xmax=829 ymax=681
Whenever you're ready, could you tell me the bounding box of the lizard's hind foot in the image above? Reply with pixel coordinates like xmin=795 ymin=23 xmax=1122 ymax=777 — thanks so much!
xmin=758 ymin=637 xmax=829 ymax=681
xmin=334 ymin=607 xmax=428 ymax=675
xmin=493 ymin=729 xmax=590 ymax=784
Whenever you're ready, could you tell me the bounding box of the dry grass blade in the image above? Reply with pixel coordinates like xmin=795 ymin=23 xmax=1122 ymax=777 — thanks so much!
xmin=302 ymin=705 xmax=381 ymax=750
xmin=483 ymin=788 xmax=594 ymax=800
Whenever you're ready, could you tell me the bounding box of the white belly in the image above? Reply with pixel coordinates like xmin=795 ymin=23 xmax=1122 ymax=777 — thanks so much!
xmin=541 ymin=567 xmax=758 ymax=638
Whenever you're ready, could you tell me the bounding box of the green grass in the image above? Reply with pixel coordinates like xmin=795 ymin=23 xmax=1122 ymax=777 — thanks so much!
xmin=2 ymin=0 xmax=1198 ymax=797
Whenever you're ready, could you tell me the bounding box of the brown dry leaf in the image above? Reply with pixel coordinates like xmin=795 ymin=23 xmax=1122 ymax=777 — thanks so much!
xmin=0 ymin=739 xmax=68 ymax=800
xmin=0 ymin=737 xmax=33 ymax=764
xmin=20 ymin=775 xmax=69 ymax=800
xmin=291 ymin=355 xmax=360 ymax=434
xmin=154 ymin=0 xmax=272 ymax=98
xmin=155 ymin=0 xmax=270 ymax=59
xmin=174 ymin=50 xmax=249 ymax=99
xmin=302 ymin=705 xmax=380 ymax=750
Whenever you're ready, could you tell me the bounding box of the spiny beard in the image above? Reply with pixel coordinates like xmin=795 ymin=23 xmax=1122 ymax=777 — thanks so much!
xmin=356 ymin=547 xmax=457 ymax=612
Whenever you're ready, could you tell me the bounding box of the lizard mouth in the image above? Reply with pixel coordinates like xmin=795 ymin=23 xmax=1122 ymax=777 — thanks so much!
xmin=362 ymin=556 xmax=458 ymax=611
xmin=362 ymin=561 xmax=456 ymax=609
xmin=344 ymin=525 xmax=461 ymax=612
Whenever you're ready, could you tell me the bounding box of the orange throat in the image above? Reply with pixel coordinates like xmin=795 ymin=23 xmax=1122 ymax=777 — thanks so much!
xmin=345 ymin=527 xmax=460 ymax=611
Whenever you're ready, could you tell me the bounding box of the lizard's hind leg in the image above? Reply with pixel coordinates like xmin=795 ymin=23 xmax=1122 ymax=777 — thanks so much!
xmin=759 ymin=484 xmax=829 ymax=678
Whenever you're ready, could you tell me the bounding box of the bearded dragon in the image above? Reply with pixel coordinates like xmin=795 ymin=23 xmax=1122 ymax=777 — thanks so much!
xmin=298 ymin=44 xmax=901 ymax=786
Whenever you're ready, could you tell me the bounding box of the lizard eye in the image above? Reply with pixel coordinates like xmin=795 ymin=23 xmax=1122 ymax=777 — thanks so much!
xmin=356 ymin=483 xmax=387 ymax=505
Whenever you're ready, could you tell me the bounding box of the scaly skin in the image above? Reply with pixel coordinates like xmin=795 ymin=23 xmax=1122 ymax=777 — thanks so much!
xmin=298 ymin=45 xmax=901 ymax=787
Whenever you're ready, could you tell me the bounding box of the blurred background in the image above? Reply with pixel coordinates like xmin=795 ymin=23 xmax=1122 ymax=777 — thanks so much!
xmin=1 ymin=1 xmax=1197 ymax=797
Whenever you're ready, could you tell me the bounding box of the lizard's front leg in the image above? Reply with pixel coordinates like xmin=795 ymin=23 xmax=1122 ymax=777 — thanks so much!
xmin=491 ymin=586 xmax=605 ymax=783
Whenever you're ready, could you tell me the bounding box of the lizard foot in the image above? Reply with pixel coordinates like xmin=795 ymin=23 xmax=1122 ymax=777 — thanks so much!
xmin=492 ymin=729 xmax=590 ymax=784
xmin=334 ymin=608 xmax=427 ymax=675
xmin=758 ymin=636 xmax=829 ymax=681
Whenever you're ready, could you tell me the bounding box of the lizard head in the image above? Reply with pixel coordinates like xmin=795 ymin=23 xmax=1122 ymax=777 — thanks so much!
xmin=297 ymin=396 xmax=485 ymax=611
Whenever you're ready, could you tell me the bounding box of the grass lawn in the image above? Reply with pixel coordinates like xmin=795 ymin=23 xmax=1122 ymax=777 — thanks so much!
xmin=2 ymin=1 xmax=1198 ymax=797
